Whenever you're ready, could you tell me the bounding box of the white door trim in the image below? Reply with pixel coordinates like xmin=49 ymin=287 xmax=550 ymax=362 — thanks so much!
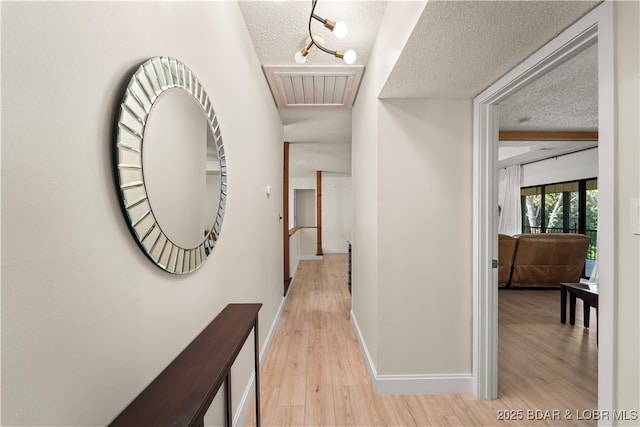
xmin=472 ymin=2 xmax=616 ymax=420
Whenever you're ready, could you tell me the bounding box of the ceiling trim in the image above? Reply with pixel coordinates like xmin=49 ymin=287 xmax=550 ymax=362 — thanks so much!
xmin=499 ymin=131 xmax=598 ymax=141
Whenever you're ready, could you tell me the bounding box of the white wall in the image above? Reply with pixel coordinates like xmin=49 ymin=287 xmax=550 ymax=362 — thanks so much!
xmin=377 ymin=99 xmax=473 ymax=377
xmin=614 ymin=1 xmax=640 ymax=421
xmin=1 ymin=2 xmax=284 ymax=426
xmin=289 ymin=228 xmax=318 ymax=259
xmin=353 ymin=0 xmax=640 ymax=407
xmin=351 ymin=1 xmax=428 ymax=374
xmin=520 ymin=147 xmax=598 ymax=187
xmin=322 ymin=176 xmax=352 ymax=253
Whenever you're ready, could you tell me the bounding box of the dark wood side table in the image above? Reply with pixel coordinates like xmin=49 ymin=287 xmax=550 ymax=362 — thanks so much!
xmin=560 ymin=283 xmax=598 ymax=342
xmin=109 ymin=303 xmax=262 ymax=427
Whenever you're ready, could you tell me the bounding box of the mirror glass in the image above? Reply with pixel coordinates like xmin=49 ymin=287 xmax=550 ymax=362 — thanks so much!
xmin=114 ymin=57 xmax=227 ymax=274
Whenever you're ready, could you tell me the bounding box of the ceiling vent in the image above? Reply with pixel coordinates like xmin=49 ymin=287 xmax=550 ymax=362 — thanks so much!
xmin=263 ymin=65 xmax=364 ymax=108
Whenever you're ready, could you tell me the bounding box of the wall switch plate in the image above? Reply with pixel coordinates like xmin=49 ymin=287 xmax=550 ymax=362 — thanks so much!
xmin=631 ymin=198 xmax=640 ymax=235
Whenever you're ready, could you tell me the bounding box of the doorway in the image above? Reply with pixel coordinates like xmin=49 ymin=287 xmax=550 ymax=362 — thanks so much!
xmin=472 ymin=1 xmax=615 ymax=412
xmin=294 ymin=188 xmax=316 ymax=227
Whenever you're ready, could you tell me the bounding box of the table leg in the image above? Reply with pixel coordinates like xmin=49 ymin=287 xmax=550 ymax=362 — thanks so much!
xmin=583 ymin=303 xmax=591 ymax=328
xmin=569 ymin=293 xmax=577 ymax=325
xmin=225 ymin=373 xmax=232 ymax=427
xmin=254 ymin=319 xmax=261 ymax=427
xmin=560 ymin=285 xmax=567 ymax=323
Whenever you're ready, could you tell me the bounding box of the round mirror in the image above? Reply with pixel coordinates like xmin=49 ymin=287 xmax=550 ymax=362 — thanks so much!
xmin=113 ymin=57 xmax=227 ymax=274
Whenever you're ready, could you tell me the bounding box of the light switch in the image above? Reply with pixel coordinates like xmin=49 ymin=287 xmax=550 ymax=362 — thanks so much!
xmin=631 ymin=198 xmax=640 ymax=235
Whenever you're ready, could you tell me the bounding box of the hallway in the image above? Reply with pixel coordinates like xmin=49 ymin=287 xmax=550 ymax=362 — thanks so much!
xmin=244 ymin=254 xmax=597 ymax=426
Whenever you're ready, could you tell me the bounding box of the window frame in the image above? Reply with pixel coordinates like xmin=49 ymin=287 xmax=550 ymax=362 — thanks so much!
xmin=520 ymin=177 xmax=598 ymax=278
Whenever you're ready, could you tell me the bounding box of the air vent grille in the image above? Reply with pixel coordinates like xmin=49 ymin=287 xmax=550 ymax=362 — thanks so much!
xmin=263 ymin=65 xmax=364 ymax=108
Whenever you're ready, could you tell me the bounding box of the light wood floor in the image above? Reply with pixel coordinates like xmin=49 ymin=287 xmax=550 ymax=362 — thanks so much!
xmin=244 ymin=254 xmax=597 ymax=426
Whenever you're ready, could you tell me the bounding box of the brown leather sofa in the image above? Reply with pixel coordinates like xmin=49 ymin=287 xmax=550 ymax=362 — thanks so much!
xmin=498 ymin=233 xmax=591 ymax=288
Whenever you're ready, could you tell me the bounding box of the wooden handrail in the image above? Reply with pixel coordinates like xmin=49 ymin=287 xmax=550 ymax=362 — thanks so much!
xmin=109 ymin=303 xmax=262 ymax=427
xmin=288 ymin=226 xmax=317 ymax=237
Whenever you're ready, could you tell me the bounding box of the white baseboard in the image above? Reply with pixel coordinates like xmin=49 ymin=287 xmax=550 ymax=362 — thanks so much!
xmin=350 ymin=309 xmax=378 ymax=383
xmin=374 ymin=373 xmax=473 ymax=395
xmin=233 ymin=364 xmax=257 ymax=427
xmin=233 ymin=292 xmax=289 ymax=426
xmin=291 ymin=258 xmax=299 ymax=278
xmin=259 ymin=295 xmax=288 ymax=367
xmin=350 ymin=310 xmax=473 ymax=395
xmin=322 ymin=248 xmax=349 ymax=254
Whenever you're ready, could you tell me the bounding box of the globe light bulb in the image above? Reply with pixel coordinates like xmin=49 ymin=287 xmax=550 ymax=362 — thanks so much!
xmin=343 ymin=49 xmax=356 ymax=65
xmin=333 ymin=21 xmax=348 ymax=39
xmin=294 ymin=50 xmax=307 ymax=64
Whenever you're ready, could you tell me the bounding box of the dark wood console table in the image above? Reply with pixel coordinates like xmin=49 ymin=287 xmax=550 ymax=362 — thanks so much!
xmin=109 ymin=303 xmax=262 ymax=427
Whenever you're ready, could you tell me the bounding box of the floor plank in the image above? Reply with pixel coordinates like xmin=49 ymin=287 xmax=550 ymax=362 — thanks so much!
xmin=244 ymin=254 xmax=597 ymax=426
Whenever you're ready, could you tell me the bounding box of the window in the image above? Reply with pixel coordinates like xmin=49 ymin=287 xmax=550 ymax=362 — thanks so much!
xmin=521 ymin=178 xmax=598 ymax=277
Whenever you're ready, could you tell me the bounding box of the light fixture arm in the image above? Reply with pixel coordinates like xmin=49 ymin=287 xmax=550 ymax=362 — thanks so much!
xmin=294 ymin=0 xmax=355 ymax=64
xmin=307 ymin=0 xmax=339 ymax=57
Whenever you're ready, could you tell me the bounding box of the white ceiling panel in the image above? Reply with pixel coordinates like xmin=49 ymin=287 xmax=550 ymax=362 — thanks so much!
xmin=263 ymin=65 xmax=364 ymax=108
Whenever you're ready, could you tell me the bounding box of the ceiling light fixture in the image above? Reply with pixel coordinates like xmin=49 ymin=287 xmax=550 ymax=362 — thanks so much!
xmin=294 ymin=0 xmax=356 ymax=65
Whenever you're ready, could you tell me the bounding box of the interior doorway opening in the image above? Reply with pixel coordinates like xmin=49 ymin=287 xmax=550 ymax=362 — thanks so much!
xmin=473 ymin=2 xmax=615 ymax=413
xmin=294 ymin=188 xmax=316 ymax=227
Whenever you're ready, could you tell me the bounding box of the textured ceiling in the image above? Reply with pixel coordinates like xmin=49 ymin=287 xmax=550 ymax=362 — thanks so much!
xmin=239 ymin=0 xmax=601 ymax=177
xmin=499 ymin=43 xmax=598 ymax=131
xmin=238 ymin=1 xmax=387 ymax=67
xmin=380 ymin=0 xmax=600 ymax=99
xmin=238 ymin=0 xmax=386 ymax=177
xmin=497 ymin=38 xmax=598 ymax=168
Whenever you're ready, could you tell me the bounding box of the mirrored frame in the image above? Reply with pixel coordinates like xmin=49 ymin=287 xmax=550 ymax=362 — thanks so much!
xmin=114 ymin=57 xmax=227 ymax=274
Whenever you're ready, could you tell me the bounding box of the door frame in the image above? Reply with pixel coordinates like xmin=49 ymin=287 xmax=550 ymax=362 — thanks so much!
xmin=472 ymin=1 xmax=615 ymax=416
